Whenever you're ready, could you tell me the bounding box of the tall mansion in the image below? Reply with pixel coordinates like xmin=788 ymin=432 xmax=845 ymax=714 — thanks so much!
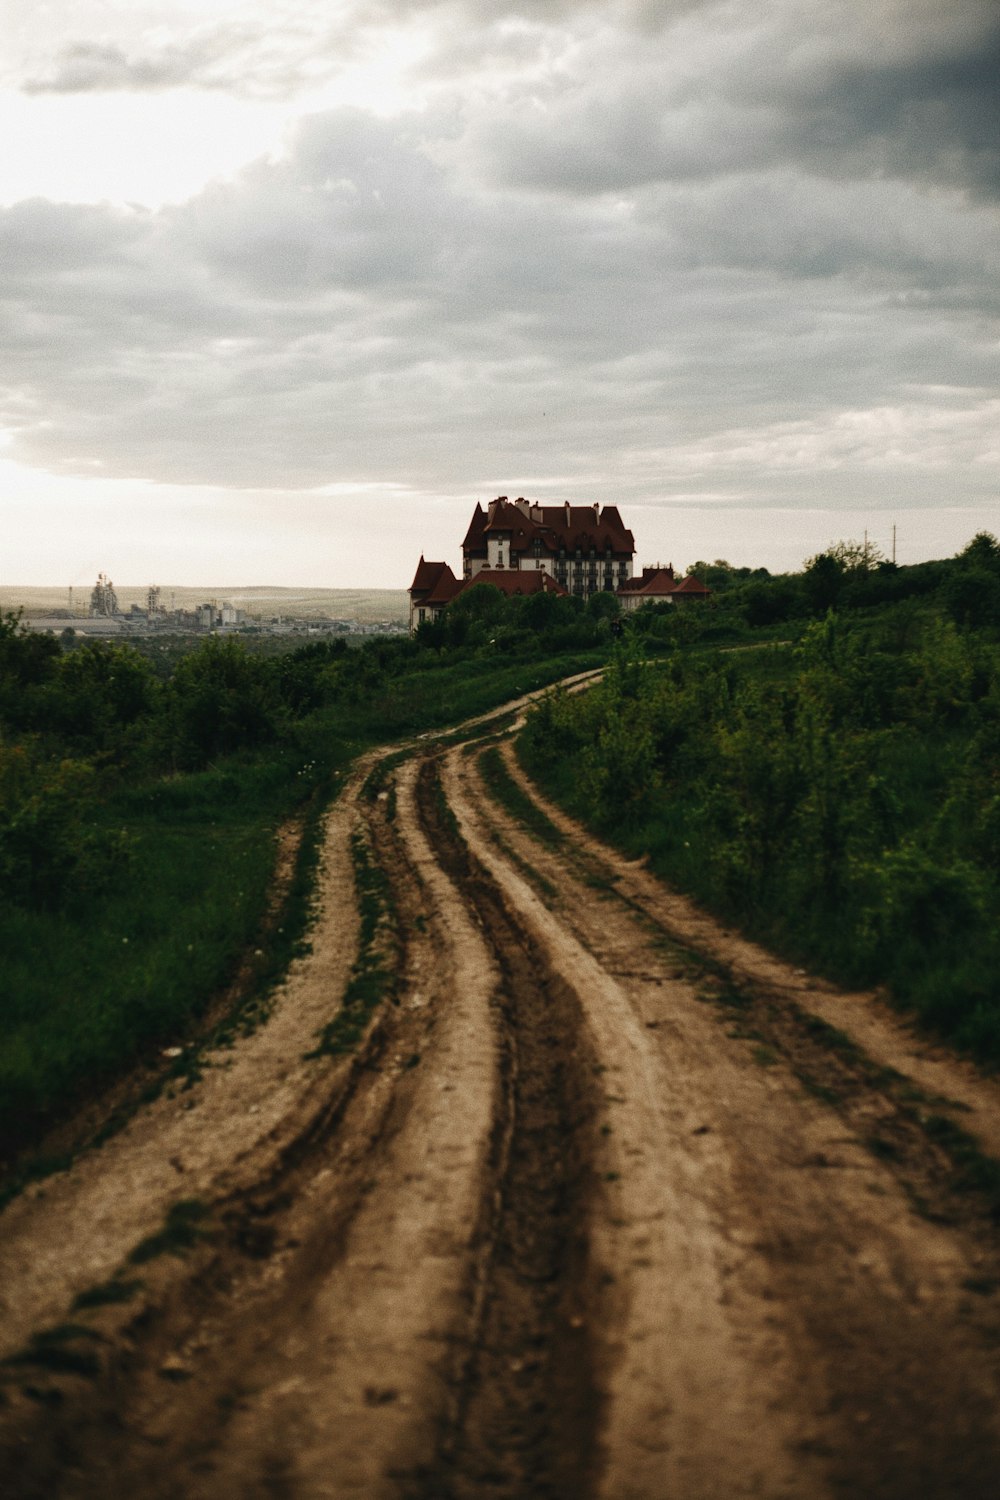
xmin=409 ymin=496 xmax=636 ymax=630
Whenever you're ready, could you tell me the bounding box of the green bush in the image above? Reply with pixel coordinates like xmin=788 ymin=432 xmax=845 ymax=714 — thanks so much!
xmin=519 ymin=590 xmax=1000 ymax=1056
xmin=0 ymin=745 xmax=127 ymax=910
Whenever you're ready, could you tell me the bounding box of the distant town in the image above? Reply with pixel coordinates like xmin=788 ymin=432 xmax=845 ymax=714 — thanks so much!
xmin=5 ymin=576 xmax=409 ymax=639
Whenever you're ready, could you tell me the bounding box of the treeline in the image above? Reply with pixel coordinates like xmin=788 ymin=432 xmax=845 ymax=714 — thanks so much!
xmin=519 ymin=535 xmax=1000 ymax=1057
xmin=630 ymin=532 xmax=1000 ymax=643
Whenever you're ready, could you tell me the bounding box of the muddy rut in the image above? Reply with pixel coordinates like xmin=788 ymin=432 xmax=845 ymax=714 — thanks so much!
xmin=3 ymin=684 xmax=1000 ymax=1498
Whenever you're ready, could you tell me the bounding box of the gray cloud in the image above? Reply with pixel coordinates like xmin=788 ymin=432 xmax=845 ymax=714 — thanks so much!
xmin=17 ymin=10 xmax=375 ymax=100
xmin=2 ymin=1 xmax=997 ymax=531
xmin=460 ymin=2 xmax=1000 ymax=200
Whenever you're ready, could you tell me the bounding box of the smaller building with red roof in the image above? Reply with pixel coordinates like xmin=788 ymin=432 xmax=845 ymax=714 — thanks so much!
xmin=617 ymin=564 xmax=711 ymax=611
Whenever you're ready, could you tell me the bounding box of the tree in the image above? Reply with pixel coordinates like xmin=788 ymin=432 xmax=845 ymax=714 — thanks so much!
xmin=959 ymin=532 xmax=1000 ymax=572
xmin=802 ymin=552 xmax=845 ymax=614
xmin=169 ymin=638 xmax=282 ymax=766
xmin=806 ymin=538 xmax=885 ymax=576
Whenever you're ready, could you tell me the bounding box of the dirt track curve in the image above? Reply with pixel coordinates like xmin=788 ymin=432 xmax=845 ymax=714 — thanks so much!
xmin=3 ymin=679 xmax=1000 ymax=1498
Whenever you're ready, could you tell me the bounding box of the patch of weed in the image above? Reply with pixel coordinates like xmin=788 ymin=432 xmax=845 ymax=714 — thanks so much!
xmin=72 ymin=1277 xmax=143 ymax=1311
xmin=3 ymin=1325 xmax=104 ymax=1379
xmin=865 ymin=1134 xmax=901 ymax=1162
xmin=795 ymin=1071 xmax=844 ymax=1106
xmin=0 ymin=1150 xmax=74 ymax=1215
xmin=307 ymin=832 xmax=397 ymax=1058
xmin=128 ymin=1198 xmax=212 ymax=1264
xmin=800 ymin=1013 xmax=861 ymax=1057
xmin=918 ymin=1112 xmax=1000 ymax=1212
xmin=478 ymin=746 xmax=566 ymax=848
xmin=361 ymin=750 xmax=410 ymax=805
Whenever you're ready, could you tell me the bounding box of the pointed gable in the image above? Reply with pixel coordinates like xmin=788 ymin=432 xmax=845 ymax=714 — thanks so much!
xmin=673 ymin=574 xmax=711 ymax=596
xmin=461 ymin=503 xmax=488 ymax=553
xmin=409 ymin=558 xmax=459 ymax=600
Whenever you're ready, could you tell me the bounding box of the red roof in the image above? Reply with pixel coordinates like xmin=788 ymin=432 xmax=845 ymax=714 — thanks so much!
xmin=424 ymin=568 xmax=461 ymax=605
xmin=673 ymin=574 xmax=711 ymax=595
xmin=409 ymin=557 xmax=459 ymax=601
xmin=618 ymin=565 xmax=676 ymax=597
xmin=616 ymin=565 xmax=711 ymax=601
xmin=452 ymin=569 xmax=568 ymax=600
xmin=461 ymin=503 xmax=488 ymax=554
xmin=478 ymin=498 xmax=634 ymax=558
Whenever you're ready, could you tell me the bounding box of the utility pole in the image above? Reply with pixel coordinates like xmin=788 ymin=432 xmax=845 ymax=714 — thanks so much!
xmin=892 ymin=524 xmax=896 ymax=565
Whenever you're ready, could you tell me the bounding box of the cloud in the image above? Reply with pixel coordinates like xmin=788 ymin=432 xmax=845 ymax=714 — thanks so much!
xmin=1 ymin=0 xmax=996 ymax=559
xmin=18 ymin=21 xmax=374 ymax=102
xmin=458 ymin=0 xmax=1000 ymax=200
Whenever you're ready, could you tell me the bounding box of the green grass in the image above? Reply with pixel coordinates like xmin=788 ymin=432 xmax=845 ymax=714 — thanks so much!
xmin=306 ymin=831 xmax=398 ymax=1058
xmin=477 ymin=745 xmax=567 ymax=848
xmin=0 ymin=749 xmax=332 ymax=1164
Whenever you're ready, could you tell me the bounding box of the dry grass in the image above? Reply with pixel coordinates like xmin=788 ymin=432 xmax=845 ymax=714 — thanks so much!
xmin=0 ymin=585 xmax=408 ymax=624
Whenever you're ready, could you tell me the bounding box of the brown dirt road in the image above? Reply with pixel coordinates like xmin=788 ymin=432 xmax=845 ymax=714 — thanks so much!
xmin=3 ymin=681 xmax=1000 ymax=1497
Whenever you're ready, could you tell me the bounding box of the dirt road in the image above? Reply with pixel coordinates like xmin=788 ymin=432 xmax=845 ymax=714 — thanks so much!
xmin=3 ymin=685 xmax=1000 ymax=1497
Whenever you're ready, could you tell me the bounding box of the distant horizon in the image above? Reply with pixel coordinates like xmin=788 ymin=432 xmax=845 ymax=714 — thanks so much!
xmin=0 ymin=582 xmax=409 ymax=624
xmin=1 ymin=583 xmax=408 ymax=595
xmin=3 ymin=517 xmax=994 ymax=605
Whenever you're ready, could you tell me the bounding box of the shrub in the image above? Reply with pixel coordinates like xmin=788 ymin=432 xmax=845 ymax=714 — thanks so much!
xmin=0 ymin=745 xmax=127 ymax=910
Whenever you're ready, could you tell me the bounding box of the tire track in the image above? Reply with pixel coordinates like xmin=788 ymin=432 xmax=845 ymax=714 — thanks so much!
xmin=459 ymin=729 xmax=1000 ymax=1499
xmin=0 ymin=755 xmax=499 ymax=1497
xmin=408 ymin=758 xmax=604 ymax=1500
xmin=441 ymin=738 xmax=827 ymax=1500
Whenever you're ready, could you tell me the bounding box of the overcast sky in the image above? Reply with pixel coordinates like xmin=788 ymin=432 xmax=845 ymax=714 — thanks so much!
xmin=2 ymin=0 xmax=997 ymax=586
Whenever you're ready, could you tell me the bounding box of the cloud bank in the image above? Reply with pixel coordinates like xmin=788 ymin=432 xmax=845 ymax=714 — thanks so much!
xmin=1 ymin=0 xmax=998 ymax=580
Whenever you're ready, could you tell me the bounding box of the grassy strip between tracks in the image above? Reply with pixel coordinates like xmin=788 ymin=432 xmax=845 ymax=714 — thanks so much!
xmin=305 ymin=830 xmax=399 ymax=1058
xmin=0 ymin=639 xmax=604 ymax=1179
xmin=476 ymin=745 xmax=567 ymax=850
